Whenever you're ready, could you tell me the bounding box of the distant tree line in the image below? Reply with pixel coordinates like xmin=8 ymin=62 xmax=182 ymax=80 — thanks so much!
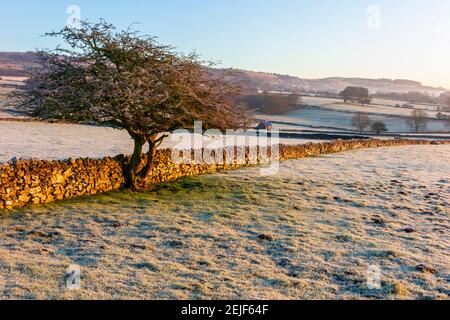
xmin=307 ymin=88 xmax=450 ymax=113
xmin=374 ymin=91 xmax=450 ymax=112
xmin=240 ymin=92 xmax=301 ymax=115
xmin=374 ymin=91 xmax=435 ymax=104
xmin=340 ymin=87 xmax=372 ymax=105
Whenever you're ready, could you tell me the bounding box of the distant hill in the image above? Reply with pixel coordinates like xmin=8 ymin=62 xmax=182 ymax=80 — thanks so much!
xmin=210 ymin=69 xmax=446 ymax=96
xmin=0 ymin=52 xmax=39 ymax=77
xmin=0 ymin=52 xmax=446 ymax=95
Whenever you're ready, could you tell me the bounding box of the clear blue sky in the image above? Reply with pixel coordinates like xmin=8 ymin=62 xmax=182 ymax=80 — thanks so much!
xmin=1 ymin=0 xmax=449 ymax=88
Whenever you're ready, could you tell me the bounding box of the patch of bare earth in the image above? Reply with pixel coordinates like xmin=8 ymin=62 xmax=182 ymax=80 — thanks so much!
xmin=0 ymin=145 xmax=449 ymax=299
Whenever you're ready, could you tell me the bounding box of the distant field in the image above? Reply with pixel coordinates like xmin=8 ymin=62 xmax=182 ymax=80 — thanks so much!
xmin=0 ymin=78 xmax=25 ymax=117
xmin=258 ymin=96 xmax=450 ymax=133
xmin=1 ymin=83 xmax=449 ymax=139
xmin=301 ymin=96 xmax=449 ymax=118
xmin=0 ymin=78 xmax=25 ymax=95
xmin=371 ymin=98 xmax=446 ymax=112
xmin=0 ymin=76 xmax=28 ymax=82
xmin=0 ymin=121 xmax=318 ymax=163
xmin=261 ymin=107 xmax=449 ymax=133
xmin=0 ymin=121 xmax=134 ymax=162
xmin=1 ymin=145 xmax=448 ymax=299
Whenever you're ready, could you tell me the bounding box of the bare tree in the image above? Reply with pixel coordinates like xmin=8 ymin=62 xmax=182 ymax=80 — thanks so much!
xmin=12 ymin=21 xmax=250 ymax=190
xmin=351 ymin=112 xmax=372 ymax=134
xmin=371 ymin=121 xmax=388 ymax=135
xmin=406 ymin=110 xmax=428 ymax=133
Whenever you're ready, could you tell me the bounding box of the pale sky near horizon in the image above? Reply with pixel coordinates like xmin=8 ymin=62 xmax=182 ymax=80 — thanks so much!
xmin=1 ymin=0 xmax=449 ymax=88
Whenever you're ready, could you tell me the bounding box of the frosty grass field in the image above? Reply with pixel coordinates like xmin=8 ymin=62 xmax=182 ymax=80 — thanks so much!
xmin=0 ymin=91 xmax=449 ymax=300
xmin=262 ymin=96 xmax=449 ymax=133
xmin=0 ymin=121 xmax=325 ymax=163
xmin=0 ymin=144 xmax=449 ymax=299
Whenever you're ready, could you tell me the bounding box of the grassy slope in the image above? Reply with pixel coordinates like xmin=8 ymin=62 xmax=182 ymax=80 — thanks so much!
xmin=0 ymin=145 xmax=449 ymax=300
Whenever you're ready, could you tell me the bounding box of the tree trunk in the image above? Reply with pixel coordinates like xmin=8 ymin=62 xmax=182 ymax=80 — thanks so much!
xmin=123 ymin=134 xmax=166 ymax=191
xmin=137 ymin=138 xmax=157 ymax=180
xmin=124 ymin=136 xmax=145 ymax=190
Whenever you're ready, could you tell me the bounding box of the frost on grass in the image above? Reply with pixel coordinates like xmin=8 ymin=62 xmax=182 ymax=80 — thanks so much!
xmin=0 ymin=145 xmax=448 ymax=299
xmin=0 ymin=121 xmax=316 ymax=163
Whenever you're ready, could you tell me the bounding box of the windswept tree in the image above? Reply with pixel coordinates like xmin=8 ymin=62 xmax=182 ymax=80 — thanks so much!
xmin=13 ymin=21 xmax=250 ymax=190
xmin=406 ymin=110 xmax=428 ymax=133
xmin=351 ymin=112 xmax=372 ymax=134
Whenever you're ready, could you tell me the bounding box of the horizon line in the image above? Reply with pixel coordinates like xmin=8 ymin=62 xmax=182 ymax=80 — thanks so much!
xmin=1 ymin=50 xmax=447 ymax=91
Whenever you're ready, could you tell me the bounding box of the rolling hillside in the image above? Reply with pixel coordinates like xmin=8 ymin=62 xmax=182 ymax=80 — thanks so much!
xmin=210 ymin=68 xmax=446 ymax=96
xmin=0 ymin=52 xmax=39 ymax=77
xmin=0 ymin=52 xmax=446 ymax=95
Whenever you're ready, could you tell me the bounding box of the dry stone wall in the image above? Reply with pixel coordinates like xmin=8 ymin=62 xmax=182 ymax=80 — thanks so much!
xmin=0 ymin=139 xmax=448 ymax=210
xmin=0 ymin=157 xmax=123 ymax=209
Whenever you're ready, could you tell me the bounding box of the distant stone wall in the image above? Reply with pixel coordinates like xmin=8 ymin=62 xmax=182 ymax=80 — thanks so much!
xmin=0 ymin=139 xmax=448 ymax=210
